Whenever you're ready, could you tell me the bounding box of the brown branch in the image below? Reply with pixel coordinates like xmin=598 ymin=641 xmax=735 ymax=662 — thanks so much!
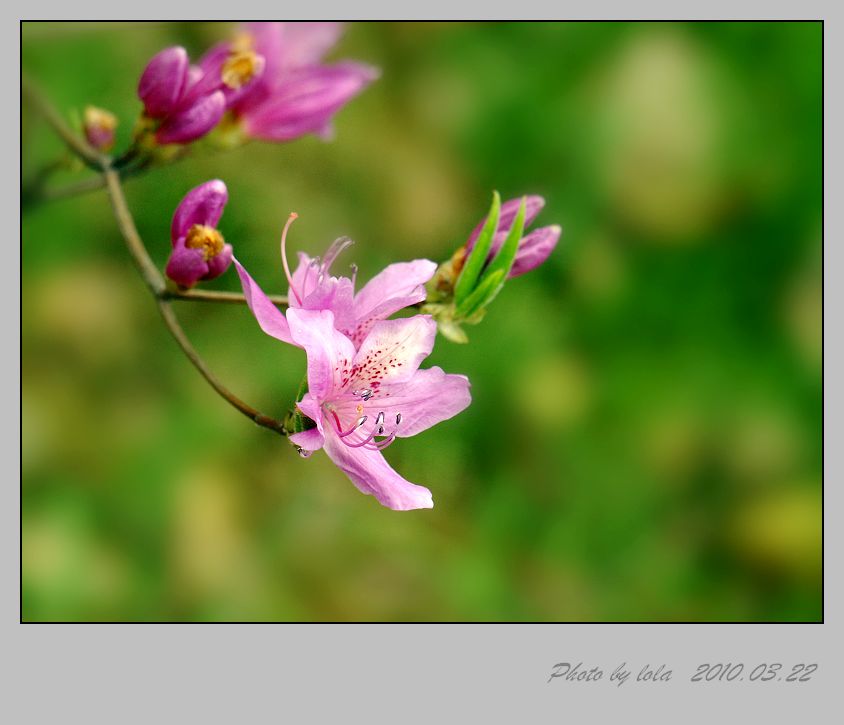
xmin=156 ymin=299 xmax=287 ymax=436
xmin=24 ymin=76 xmax=290 ymax=437
xmin=165 ymin=289 xmax=289 ymax=306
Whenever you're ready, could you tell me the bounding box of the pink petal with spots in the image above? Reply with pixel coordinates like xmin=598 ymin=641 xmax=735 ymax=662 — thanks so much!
xmin=348 ymin=316 xmax=437 ymax=390
xmin=335 ymin=366 xmax=471 ymax=439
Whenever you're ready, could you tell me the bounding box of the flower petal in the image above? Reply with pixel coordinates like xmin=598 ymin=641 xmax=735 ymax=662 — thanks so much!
xmin=202 ymin=243 xmax=233 ymax=281
xmin=156 ymin=90 xmax=226 ymax=145
xmin=171 ymin=179 xmax=228 ymax=243
xmin=243 ymin=62 xmax=378 ymax=142
xmin=467 ymin=195 xmax=545 ymax=249
xmin=289 ymin=425 xmax=324 ymax=452
xmin=233 ymin=258 xmax=294 ymax=345
xmin=509 ymin=225 xmax=562 ymax=278
xmin=138 ymin=46 xmax=189 ymax=118
xmin=348 ymin=315 xmax=437 ymax=390
xmin=323 ymin=430 xmax=434 ymax=510
xmin=275 ymin=22 xmax=345 ymax=68
xmin=286 ymin=308 xmax=356 ymax=401
xmin=296 ymin=392 xmax=323 ymax=434
xmin=338 ymin=366 xmax=471 ymax=438
xmin=352 ymin=259 xmax=437 ymax=325
xmin=165 ymin=238 xmax=208 ymax=288
xmin=288 ymin=251 xmax=356 ymax=331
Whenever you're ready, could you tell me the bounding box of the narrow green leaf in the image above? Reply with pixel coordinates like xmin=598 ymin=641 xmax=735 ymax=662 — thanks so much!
xmin=454 ymin=191 xmax=501 ymax=305
xmin=455 ymin=268 xmax=506 ymax=319
xmin=479 ymin=196 xmax=526 ymax=286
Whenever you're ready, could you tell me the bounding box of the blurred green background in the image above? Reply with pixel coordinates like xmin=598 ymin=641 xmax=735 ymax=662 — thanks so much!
xmin=21 ymin=21 xmax=821 ymax=621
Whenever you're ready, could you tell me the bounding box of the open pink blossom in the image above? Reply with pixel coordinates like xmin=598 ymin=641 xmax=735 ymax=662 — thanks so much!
xmin=287 ymin=308 xmax=470 ymax=510
xmin=238 ymin=213 xmax=436 ymax=348
xmin=199 ymin=22 xmax=378 ymax=142
xmin=466 ymin=195 xmax=562 ymax=278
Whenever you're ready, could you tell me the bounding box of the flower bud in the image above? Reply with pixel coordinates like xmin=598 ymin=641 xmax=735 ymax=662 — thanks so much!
xmin=165 ymin=180 xmax=233 ymax=288
xmin=83 ymin=105 xmax=117 ymax=151
xmin=423 ymin=192 xmax=562 ymax=342
xmin=138 ymin=46 xmax=189 ymax=118
xmin=155 ymin=90 xmax=226 ymax=145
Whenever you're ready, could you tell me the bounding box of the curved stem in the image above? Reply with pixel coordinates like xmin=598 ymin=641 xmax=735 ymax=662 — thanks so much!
xmin=22 ymin=74 xmax=107 ymax=170
xmin=23 ymin=76 xmax=290 ymax=437
xmin=156 ymin=299 xmax=287 ymax=435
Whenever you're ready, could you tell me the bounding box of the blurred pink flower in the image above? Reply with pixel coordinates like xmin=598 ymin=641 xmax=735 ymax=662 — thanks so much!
xmin=200 ymin=22 xmax=379 ymax=142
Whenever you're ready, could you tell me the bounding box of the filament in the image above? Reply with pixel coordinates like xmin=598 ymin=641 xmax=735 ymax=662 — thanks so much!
xmin=280 ymin=212 xmax=301 ymax=305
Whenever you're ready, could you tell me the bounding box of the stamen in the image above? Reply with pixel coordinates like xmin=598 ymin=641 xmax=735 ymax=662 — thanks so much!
xmin=341 ymin=427 xmax=379 ymax=448
xmin=301 ymin=257 xmax=320 ymax=300
xmin=375 ymin=412 xmax=385 ymax=426
xmin=365 ymin=431 xmax=398 ymax=451
xmin=331 ymin=410 xmax=368 ymax=437
xmin=280 ymin=213 xmax=301 ymax=305
xmin=321 ymin=236 xmax=355 ymax=275
xmin=350 ymin=263 xmax=358 ymax=287
xmin=396 ymin=413 xmax=402 ymax=425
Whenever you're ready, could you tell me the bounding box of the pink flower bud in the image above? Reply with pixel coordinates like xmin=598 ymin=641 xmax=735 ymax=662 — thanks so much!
xmin=465 ymin=195 xmax=561 ymax=278
xmin=165 ymin=180 xmax=233 ymax=288
xmin=83 ymin=105 xmax=117 ymax=151
xmin=138 ymin=46 xmax=189 ymax=118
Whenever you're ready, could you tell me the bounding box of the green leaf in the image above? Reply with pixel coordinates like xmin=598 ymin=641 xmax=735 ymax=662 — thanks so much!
xmin=479 ymin=196 xmax=526 ymax=286
xmin=455 ymin=268 xmax=506 ymax=319
xmin=454 ymin=191 xmax=501 ymax=305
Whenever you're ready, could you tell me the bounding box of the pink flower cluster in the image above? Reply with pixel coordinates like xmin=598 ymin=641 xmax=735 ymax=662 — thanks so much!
xmin=146 ymin=24 xmax=563 ymax=510
xmin=137 ymin=22 xmax=377 ymax=145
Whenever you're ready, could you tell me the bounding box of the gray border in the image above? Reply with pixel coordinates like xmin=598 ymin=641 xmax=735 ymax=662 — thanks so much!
xmin=11 ymin=5 xmax=836 ymax=722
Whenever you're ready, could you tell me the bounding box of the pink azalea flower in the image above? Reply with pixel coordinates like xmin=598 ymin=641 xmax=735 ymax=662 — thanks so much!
xmin=199 ymin=22 xmax=379 ymax=142
xmin=165 ymin=180 xmax=233 ymax=288
xmin=466 ymin=195 xmax=562 ymax=278
xmin=231 ymin=216 xmax=471 ymax=510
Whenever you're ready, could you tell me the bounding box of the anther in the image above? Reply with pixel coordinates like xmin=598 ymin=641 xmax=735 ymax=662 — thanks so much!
xmin=395 ymin=413 xmax=402 ymax=425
